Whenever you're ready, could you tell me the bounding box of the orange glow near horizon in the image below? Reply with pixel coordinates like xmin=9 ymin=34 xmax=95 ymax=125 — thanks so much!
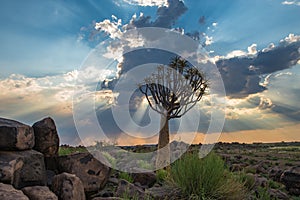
xmin=115 ymin=123 xmax=300 ymax=146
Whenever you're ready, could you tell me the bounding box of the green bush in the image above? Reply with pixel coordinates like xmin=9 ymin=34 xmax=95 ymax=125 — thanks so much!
xmin=170 ymin=152 xmax=247 ymax=199
xmin=156 ymin=169 xmax=168 ymax=183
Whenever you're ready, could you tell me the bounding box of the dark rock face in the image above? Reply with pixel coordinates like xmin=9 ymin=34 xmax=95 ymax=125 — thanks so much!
xmin=52 ymin=172 xmax=86 ymax=200
xmin=116 ymin=179 xmax=145 ymax=199
xmin=0 ymin=118 xmax=34 ymax=150
xmin=0 ymin=150 xmax=47 ymax=189
xmin=22 ymin=186 xmax=58 ymax=200
xmin=0 ymin=183 xmax=29 ymax=200
xmin=57 ymin=153 xmax=110 ymax=193
xmin=32 ymin=117 xmax=59 ymax=157
xmin=132 ymin=172 xmax=156 ymax=188
xmin=280 ymin=166 xmax=300 ymax=195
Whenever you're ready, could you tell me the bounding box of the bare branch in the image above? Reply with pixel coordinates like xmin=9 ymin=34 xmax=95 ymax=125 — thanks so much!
xmin=138 ymin=56 xmax=208 ymax=120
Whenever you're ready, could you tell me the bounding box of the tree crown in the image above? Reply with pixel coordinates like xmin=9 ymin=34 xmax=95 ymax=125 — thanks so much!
xmin=139 ymin=56 xmax=208 ymax=119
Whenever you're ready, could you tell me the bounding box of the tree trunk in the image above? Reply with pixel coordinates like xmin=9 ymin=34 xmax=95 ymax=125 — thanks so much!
xmin=156 ymin=114 xmax=170 ymax=169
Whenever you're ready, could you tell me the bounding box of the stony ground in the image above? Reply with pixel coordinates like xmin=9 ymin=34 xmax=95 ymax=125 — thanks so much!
xmin=1 ymin=116 xmax=300 ymax=199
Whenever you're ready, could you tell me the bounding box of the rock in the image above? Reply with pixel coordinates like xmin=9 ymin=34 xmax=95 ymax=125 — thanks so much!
xmin=269 ymin=166 xmax=283 ymax=182
xmin=0 ymin=150 xmax=47 ymax=189
xmin=132 ymin=172 xmax=156 ymax=188
xmin=146 ymin=184 xmax=182 ymax=200
xmin=254 ymin=175 xmax=268 ymax=188
xmin=22 ymin=186 xmax=58 ymax=200
xmin=268 ymin=189 xmax=289 ymax=200
xmin=116 ymin=179 xmax=145 ymax=199
xmin=52 ymin=172 xmax=85 ymax=200
xmin=44 ymin=156 xmax=59 ymax=172
xmin=57 ymin=152 xmax=110 ymax=192
xmin=0 ymin=118 xmax=34 ymax=150
xmin=46 ymin=170 xmax=56 ymax=187
xmin=32 ymin=117 xmax=59 ymax=157
xmin=255 ymin=161 xmax=270 ymax=174
xmin=280 ymin=166 xmax=300 ymax=195
xmin=0 ymin=183 xmax=29 ymax=200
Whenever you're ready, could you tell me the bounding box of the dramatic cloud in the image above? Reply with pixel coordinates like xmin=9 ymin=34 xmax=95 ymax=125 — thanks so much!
xmin=216 ymin=34 xmax=300 ymax=98
xmin=129 ymin=0 xmax=187 ymax=28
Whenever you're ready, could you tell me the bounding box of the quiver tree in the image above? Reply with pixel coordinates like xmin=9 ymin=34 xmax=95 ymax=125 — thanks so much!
xmin=139 ymin=56 xmax=208 ymax=168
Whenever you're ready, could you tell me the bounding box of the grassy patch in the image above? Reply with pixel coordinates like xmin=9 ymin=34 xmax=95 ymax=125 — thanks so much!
xmin=269 ymin=146 xmax=300 ymax=151
xmin=169 ymin=152 xmax=247 ymax=199
xmin=119 ymin=172 xmax=134 ymax=183
xmin=58 ymin=145 xmax=87 ymax=156
xmin=156 ymin=169 xmax=168 ymax=183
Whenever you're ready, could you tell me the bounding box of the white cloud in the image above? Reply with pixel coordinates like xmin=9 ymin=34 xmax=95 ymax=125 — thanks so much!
xmin=259 ymin=97 xmax=274 ymax=110
xmin=247 ymin=44 xmax=257 ymax=55
xmin=280 ymin=33 xmax=300 ymax=44
xmin=225 ymin=50 xmax=247 ymax=59
xmin=122 ymin=0 xmax=169 ymax=7
xmin=260 ymin=74 xmax=272 ymax=87
xmin=95 ymin=16 xmax=123 ymax=39
xmin=205 ymin=36 xmax=213 ymax=46
xmin=262 ymin=43 xmax=275 ymax=52
xmin=281 ymin=0 xmax=300 ymax=6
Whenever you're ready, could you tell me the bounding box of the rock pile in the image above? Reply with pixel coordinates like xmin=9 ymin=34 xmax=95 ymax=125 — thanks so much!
xmin=0 ymin=117 xmax=110 ymax=200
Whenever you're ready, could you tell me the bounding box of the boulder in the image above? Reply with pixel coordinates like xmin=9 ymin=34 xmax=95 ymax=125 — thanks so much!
xmin=0 ymin=183 xmax=29 ymax=200
xmin=280 ymin=166 xmax=300 ymax=195
xmin=116 ymin=179 xmax=145 ymax=199
xmin=22 ymin=186 xmax=58 ymax=200
xmin=0 ymin=118 xmax=34 ymax=150
xmin=57 ymin=152 xmax=110 ymax=192
xmin=52 ymin=173 xmax=85 ymax=200
xmin=0 ymin=150 xmax=47 ymax=189
xmin=132 ymin=172 xmax=156 ymax=188
xmin=146 ymin=184 xmax=182 ymax=200
xmin=32 ymin=117 xmax=59 ymax=157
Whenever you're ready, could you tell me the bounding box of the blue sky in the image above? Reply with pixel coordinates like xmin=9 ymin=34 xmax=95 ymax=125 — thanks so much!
xmin=0 ymin=0 xmax=300 ymax=145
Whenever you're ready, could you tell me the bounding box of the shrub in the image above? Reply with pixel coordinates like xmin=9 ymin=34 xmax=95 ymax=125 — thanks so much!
xmin=156 ymin=169 xmax=168 ymax=183
xmin=170 ymin=152 xmax=247 ymax=199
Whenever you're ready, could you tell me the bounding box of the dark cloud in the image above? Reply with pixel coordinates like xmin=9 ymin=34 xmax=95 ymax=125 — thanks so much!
xmin=130 ymin=0 xmax=187 ymax=28
xmin=216 ymin=40 xmax=300 ymax=98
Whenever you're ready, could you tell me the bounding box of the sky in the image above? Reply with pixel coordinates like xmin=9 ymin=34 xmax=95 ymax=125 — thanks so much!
xmin=0 ymin=0 xmax=300 ymax=146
